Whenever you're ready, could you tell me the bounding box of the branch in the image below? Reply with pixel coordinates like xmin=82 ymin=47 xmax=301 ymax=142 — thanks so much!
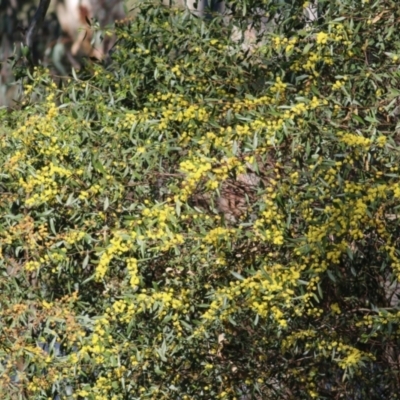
xmin=25 ymin=0 xmax=51 ymax=65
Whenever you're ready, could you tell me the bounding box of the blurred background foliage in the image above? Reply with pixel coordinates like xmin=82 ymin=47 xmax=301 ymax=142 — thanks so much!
xmin=0 ymin=0 xmax=134 ymax=106
xmin=2 ymin=0 xmax=400 ymax=399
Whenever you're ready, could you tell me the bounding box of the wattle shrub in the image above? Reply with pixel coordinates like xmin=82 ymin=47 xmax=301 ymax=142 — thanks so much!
xmin=1 ymin=1 xmax=400 ymax=398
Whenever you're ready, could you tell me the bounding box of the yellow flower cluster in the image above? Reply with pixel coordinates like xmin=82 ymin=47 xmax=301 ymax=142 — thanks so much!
xmin=199 ymin=131 xmax=226 ymax=148
xmin=201 ymin=265 xmax=300 ymax=328
xmin=20 ymin=162 xmax=72 ymax=207
xmin=203 ymin=227 xmax=233 ymax=246
xmin=254 ymin=189 xmax=285 ymax=245
xmin=4 ymin=150 xmax=27 ymax=172
xmin=142 ymin=203 xmax=175 ymax=226
xmin=337 ymin=347 xmax=363 ymax=369
xmin=179 ymin=155 xmax=247 ymax=202
xmin=95 ymin=231 xmax=136 ymax=280
xmin=141 ymin=204 xmax=184 ymax=251
xmin=81 ymin=317 xmax=111 ymax=363
xmin=64 ymin=230 xmax=86 ymax=246
xmin=38 ymin=138 xmax=69 ymax=158
xmin=126 ymin=257 xmax=139 ymax=288
xmin=159 ymin=233 xmax=185 ymax=252
xmin=316 ymin=32 xmax=329 ymax=45
xmin=332 ymin=80 xmax=344 ymax=90
xmin=110 ymin=299 xmax=135 ymax=323
xmin=36 ymin=251 xmax=67 ymax=273
xmin=304 ymin=51 xmax=322 ymax=71
xmin=291 ymin=102 xmax=308 ymax=115
xmin=171 ymin=64 xmax=182 ymax=77
xmin=25 ymin=260 xmax=40 ymax=272
xmin=338 ymin=132 xmax=371 ymax=150
xmin=179 ymin=158 xmax=212 ymax=201
xmin=123 ymin=112 xmax=137 ymax=128
xmin=329 ymin=22 xmax=352 ymax=45
xmin=309 ymin=96 xmax=320 ymax=109
xmin=330 ymin=303 xmax=341 ymax=314
xmin=393 ymin=185 xmax=400 ymax=199
xmin=78 ymin=184 xmax=101 ymax=201
xmin=272 ymin=36 xmax=298 ymax=53
xmin=157 ymin=93 xmax=209 ymax=130
xmin=106 ymin=288 xmax=190 ymax=325
xmin=281 ymin=329 xmax=317 ymax=350
xmin=376 ymin=135 xmax=387 ymax=147
xmin=270 ymin=77 xmax=287 ymax=95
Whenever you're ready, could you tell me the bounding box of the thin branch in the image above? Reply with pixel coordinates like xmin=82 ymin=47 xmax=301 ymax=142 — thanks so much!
xmin=25 ymin=0 xmax=51 ymax=65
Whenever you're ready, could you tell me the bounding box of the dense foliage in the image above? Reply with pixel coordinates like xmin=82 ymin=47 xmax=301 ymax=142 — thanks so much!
xmin=1 ymin=0 xmax=400 ymax=398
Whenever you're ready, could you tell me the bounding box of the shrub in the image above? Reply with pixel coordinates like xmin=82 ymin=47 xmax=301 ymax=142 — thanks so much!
xmin=1 ymin=1 xmax=400 ymax=398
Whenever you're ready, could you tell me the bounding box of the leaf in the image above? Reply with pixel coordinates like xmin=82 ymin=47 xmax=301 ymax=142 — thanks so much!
xmin=72 ymin=68 xmax=78 ymax=81
xmin=104 ymin=197 xmax=110 ymax=211
xmin=49 ymin=218 xmax=56 ymax=235
xmin=327 ymin=270 xmax=336 ymax=282
xmin=82 ymin=274 xmax=95 ymax=285
xmin=92 ymin=157 xmax=106 ymax=174
xmin=303 ymin=42 xmax=313 ymax=54
xmin=156 ymin=340 xmax=167 ymax=362
xmin=346 ymin=246 xmax=354 ymax=260
xmin=82 ymin=253 xmax=89 ymax=269
xmin=180 ymin=320 xmax=192 ymax=331
xmin=65 ymin=193 xmax=75 ymax=207
xmin=317 ymin=282 xmax=323 ymax=299
xmin=254 ymin=313 xmax=259 ymax=326
xmin=175 ymin=200 xmax=181 ymax=217
xmin=231 ymin=271 xmax=244 ymax=280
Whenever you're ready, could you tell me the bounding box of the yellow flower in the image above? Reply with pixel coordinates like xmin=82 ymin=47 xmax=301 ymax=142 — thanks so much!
xmin=316 ymin=32 xmax=329 ymax=45
xmin=330 ymin=303 xmax=341 ymax=314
